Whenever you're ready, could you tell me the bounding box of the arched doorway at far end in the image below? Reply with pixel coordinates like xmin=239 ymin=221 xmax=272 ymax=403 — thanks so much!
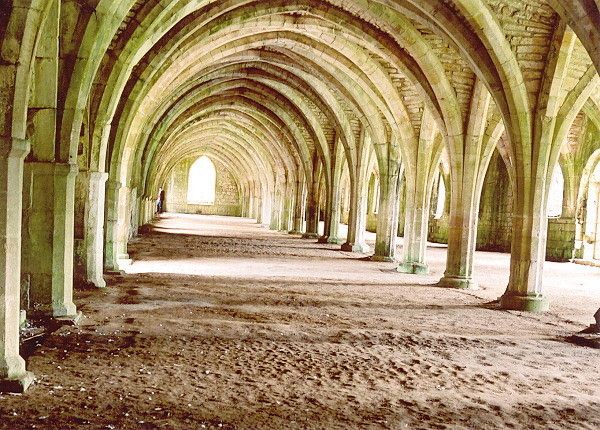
xmin=187 ymin=155 xmax=217 ymax=205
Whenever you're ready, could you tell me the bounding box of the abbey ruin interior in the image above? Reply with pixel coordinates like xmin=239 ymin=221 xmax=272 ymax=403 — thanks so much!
xmin=1 ymin=0 xmax=600 ymax=428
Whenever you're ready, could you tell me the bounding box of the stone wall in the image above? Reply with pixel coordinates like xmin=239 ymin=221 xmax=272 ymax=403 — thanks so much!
xmin=429 ymin=214 xmax=450 ymax=244
xmin=164 ymin=157 xmax=242 ymax=217
xmin=476 ymin=153 xmax=514 ymax=253
xmin=546 ymin=217 xmax=576 ymax=262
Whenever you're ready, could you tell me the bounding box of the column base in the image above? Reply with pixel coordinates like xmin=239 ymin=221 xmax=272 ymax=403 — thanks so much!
xmin=317 ymin=236 xmax=329 ymax=244
xmin=78 ymin=276 xmax=107 ymax=289
xmin=437 ymin=275 xmax=478 ymax=290
xmin=0 ymin=371 xmax=35 ymax=393
xmin=55 ymin=310 xmax=84 ymax=326
xmin=52 ymin=300 xmax=79 ymax=319
xmin=29 ymin=309 xmax=83 ymax=326
xmin=397 ymin=262 xmax=429 ymax=275
xmin=91 ymin=277 xmax=107 ymax=289
xmin=288 ymin=230 xmax=302 ymax=235
xmin=341 ymin=242 xmax=371 ymax=253
xmin=369 ymin=255 xmax=396 ymax=263
xmin=105 ymin=269 xmax=126 ymax=276
xmin=327 ymin=237 xmax=343 ymax=245
xmin=302 ymin=233 xmax=319 ymax=239
xmin=499 ymin=292 xmax=550 ymax=313
xmin=117 ymin=253 xmax=133 ymax=270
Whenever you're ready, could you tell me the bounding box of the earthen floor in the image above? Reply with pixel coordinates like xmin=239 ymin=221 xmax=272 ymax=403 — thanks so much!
xmin=1 ymin=214 xmax=599 ymax=429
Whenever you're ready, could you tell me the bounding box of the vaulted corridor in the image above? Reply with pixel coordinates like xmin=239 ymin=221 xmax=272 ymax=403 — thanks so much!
xmin=0 ymin=214 xmax=598 ymax=429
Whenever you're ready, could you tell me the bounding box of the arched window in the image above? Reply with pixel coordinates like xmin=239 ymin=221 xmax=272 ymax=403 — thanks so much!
xmin=187 ymin=156 xmax=216 ymax=205
xmin=547 ymin=165 xmax=564 ymax=218
xmin=434 ymin=174 xmax=446 ymax=220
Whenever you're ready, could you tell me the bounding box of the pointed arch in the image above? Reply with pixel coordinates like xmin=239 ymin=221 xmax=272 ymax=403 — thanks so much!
xmin=187 ymin=155 xmax=217 ymax=205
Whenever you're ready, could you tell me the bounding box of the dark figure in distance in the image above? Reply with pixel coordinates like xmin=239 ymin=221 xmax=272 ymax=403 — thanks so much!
xmin=156 ymin=187 xmax=165 ymax=214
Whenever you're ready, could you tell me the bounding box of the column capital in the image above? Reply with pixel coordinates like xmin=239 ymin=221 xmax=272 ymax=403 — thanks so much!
xmin=53 ymin=162 xmax=78 ymax=179
xmin=24 ymin=160 xmax=78 ymax=177
xmin=0 ymin=137 xmax=30 ymax=160
xmin=9 ymin=138 xmax=31 ymax=160
xmin=106 ymin=179 xmax=123 ymax=191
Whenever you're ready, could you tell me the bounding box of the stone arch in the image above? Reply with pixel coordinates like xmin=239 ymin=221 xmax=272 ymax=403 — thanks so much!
xmin=186 ymin=156 xmax=217 ymax=205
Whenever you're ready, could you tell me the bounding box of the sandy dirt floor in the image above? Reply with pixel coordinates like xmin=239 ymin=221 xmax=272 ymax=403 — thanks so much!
xmin=1 ymin=214 xmax=600 ymax=429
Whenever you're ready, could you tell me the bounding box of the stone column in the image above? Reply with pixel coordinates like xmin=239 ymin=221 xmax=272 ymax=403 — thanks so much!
xmin=341 ymin=178 xmax=370 ymax=253
xmin=437 ymin=183 xmax=481 ymax=289
xmin=248 ymin=191 xmax=255 ymax=220
xmin=0 ymin=138 xmax=34 ymax=392
xmin=255 ymin=193 xmax=263 ymax=224
xmin=321 ymin=158 xmax=343 ymax=244
xmin=22 ymin=161 xmax=79 ymax=320
xmin=85 ymin=172 xmax=108 ymax=288
xmin=246 ymin=187 xmax=254 ymax=219
xmin=280 ymin=182 xmax=294 ymax=232
xmin=128 ymin=187 xmax=138 ymax=239
xmin=397 ymin=173 xmax=432 ymax=275
xmin=261 ymin=191 xmax=272 ymax=227
xmin=137 ymin=196 xmax=145 ymax=228
xmin=141 ymin=197 xmax=150 ymax=225
xmin=74 ymin=171 xmax=108 ymax=289
xmin=327 ymin=198 xmax=342 ymax=244
xmin=248 ymin=195 xmax=255 ymax=219
xmin=342 ymin=188 xmax=359 ymax=249
xmin=397 ymin=178 xmax=406 ymax=237
xmin=499 ymin=186 xmax=551 ymax=312
xmin=303 ymin=174 xmax=320 ymax=239
xmin=341 ymin=128 xmax=372 ymax=253
xmin=355 ymin=187 xmax=370 ymax=251
xmin=104 ymin=180 xmax=120 ymax=271
xmin=251 ymin=186 xmax=259 ymax=221
xmin=147 ymin=198 xmax=153 ymax=222
xmin=241 ymin=187 xmax=250 ymax=218
xmin=270 ymin=186 xmax=282 ymax=230
xmin=290 ymin=179 xmax=305 ymax=234
xmin=437 ymin=80 xmax=494 ymax=289
xmin=372 ymin=163 xmax=400 ymax=262
xmin=104 ymin=180 xmax=131 ymax=272
xmin=325 ymin=183 xmax=342 ymax=244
